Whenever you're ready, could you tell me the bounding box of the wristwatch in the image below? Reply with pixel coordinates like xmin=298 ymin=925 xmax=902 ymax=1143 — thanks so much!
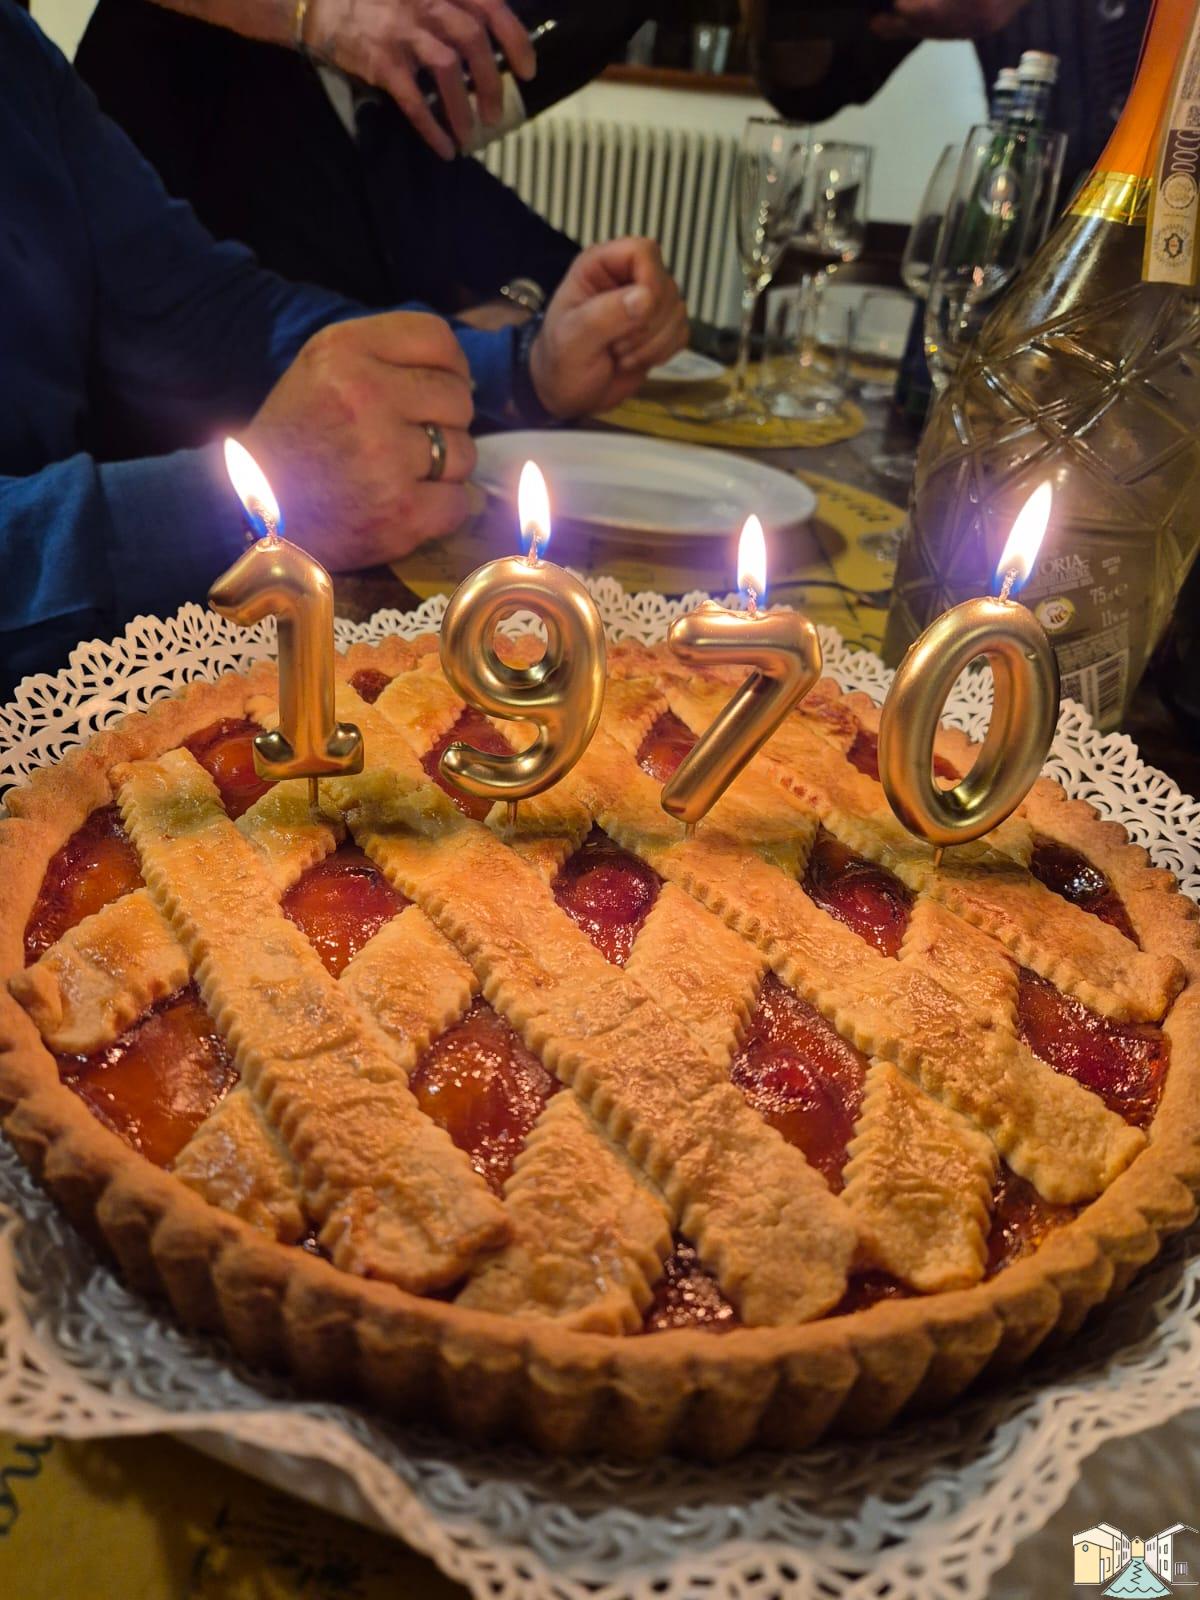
xmin=511 ymin=313 xmax=558 ymax=427
xmin=499 ymin=277 xmax=547 ymax=317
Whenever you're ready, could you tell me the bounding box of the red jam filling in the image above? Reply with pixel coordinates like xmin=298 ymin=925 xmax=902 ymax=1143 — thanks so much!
xmin=551 ymin=828 xmax=661 ymax=966
xmin=1029 ymin=836 xmax=1137 ymax=943
xmin=184 ymin=718 xmax=274 ymax=818
xmin=24 ymin=806 xmax=143 ymax=963
xmin=349 ymin=667 xmax=393 ymax=705
xmin=57 ymin=984 xmax=237 ymax=1168
xmin=847 ymin=729 xmax=959 ymax=785
xmin=730 ymin=973 xmax=868 ymax=1190
xmin=422 ymin=710 xmax=514 ymax=821
xmin=986 ymin=1164 xmax=1077 ymax=1276
xmin=643 ymin=1239 xmax=738 ymax=1332
xmin=802 ymin=827 xmax=913 ymax=957
xmin=1016 ymin=967 xmax=1167 ymax=1126
xmin=409 ymin=997 xmax=559 ymax=1193
xmin=636 ymin=711 xmax=697 ymax=782
xmin=832 ymin=1270 xmax=910 ymax=1316
xmin=281 ymin=845 xmax=409 ymax=978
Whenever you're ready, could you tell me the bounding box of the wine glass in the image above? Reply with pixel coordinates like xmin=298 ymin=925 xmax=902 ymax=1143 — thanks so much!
xmin=924 ymin=123 xmax=1066 ymax=390
xmin=899 ymin=143 xmax=961 ymax=302
xmin=766 ymin=140 xmax=872 ymax=421
xmin=705 ymin=117 xmax=811 ymax=421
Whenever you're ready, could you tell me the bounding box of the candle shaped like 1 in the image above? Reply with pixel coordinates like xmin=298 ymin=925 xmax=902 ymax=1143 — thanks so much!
xmin=438 ymin=462 xmax=606 ymax=820
xmin=208 ymin=439 xmax=363 ymax=806
xmin=878 ymin=481 xmax=1060 ymax=853
xmin=661 ymin=516 xmax=822 ymax=830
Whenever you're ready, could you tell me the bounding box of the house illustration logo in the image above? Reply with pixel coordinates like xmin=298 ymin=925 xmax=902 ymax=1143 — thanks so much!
xmin=1074 ymin=1524 xmax=1199 ymax=1593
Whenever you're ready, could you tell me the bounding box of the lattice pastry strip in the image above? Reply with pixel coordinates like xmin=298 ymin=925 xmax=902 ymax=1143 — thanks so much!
xmin=11 ymin=778 xmax=343 ymax=1056
xmin=841 ymin=1061 xmax=998 ymax=1291
xmin=173 ymin=1082 xmax=307 ymax=1243
xmin=592 ymin=686 xmax=1145 ymax=1206
xmin=735 ymin=684 xmax=1183 ymax=1024
xmin=115 ymin=748 xmax=508 ymax=1292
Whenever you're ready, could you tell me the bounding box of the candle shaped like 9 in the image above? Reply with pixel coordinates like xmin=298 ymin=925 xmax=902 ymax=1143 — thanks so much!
xmin=438 ymin=462 xmax=606 ymax=819
xmin=661 ymin=516 xmax=823 ymax=830
xmin=878 ymin=481 xmax=1060 ymax=853
xmin=208 ymin=439 xmax=363 ymax=805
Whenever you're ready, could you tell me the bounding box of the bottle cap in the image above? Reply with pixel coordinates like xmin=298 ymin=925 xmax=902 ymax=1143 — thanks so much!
xmin=995 ymin=66 xmax=1020 ymax=90
xmin=1017 ymin=50 xmax=1059 ymax=85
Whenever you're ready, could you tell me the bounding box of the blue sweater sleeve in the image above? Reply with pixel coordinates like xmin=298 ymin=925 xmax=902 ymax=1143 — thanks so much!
xmin=0 ymin=10 xmax=518 ymax=693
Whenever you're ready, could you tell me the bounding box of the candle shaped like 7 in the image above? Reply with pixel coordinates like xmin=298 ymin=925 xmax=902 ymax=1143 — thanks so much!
xmin=208 ymin=440 xmax=364 ymax=806
xmin=439 ymin=462 xmax=606 ymax=819
xmin=661 ymin=516 xmax=822 ymax=830
xmin=878 ymin=480 xmax=1060 ymax=854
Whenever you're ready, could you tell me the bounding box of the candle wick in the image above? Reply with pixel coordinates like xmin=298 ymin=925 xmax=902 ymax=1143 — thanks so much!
xmin=745 ymin=586 xmax=759 ymax=618
xmin=523 ymin=529 xmax=542 ymax=567
xmin=998 ymin=568 xmax=1019 ymax=604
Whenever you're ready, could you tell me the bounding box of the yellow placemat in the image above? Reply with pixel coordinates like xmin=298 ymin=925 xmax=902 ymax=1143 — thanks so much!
xmin=0 ymin=1431 xmax=464 ymax=1599
xmin=597 ymin=365 xmax=866 ymax=449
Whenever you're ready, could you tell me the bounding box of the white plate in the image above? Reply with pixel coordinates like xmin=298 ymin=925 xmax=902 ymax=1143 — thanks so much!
xmin=473 ymin=430 xmax=817 ymax=538
xmin=645 ymin=348 xmax=726 ymax=384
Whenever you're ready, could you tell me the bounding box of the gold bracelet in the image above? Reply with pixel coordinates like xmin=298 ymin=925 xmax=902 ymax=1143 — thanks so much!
xmin=292 ymin=0 xmax=311 ymax=53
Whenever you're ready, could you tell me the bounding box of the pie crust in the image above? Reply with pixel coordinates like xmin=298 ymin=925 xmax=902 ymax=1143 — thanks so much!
xmin=1 ymin=635 xmax=1198 ymax=1460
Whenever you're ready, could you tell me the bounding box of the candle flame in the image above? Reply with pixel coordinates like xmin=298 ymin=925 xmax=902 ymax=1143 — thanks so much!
xmin=518 ymin=460 xmax=551 ymax=558
xmin=996 ymin=481 xmax=1053 ymax=592
xmin=224 ymin=438 xmax=282 ymax=539
xmin=737 ymin=515 xmax=767 ymax=603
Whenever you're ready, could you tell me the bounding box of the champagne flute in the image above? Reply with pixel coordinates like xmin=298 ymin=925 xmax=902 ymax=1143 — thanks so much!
xmin=705 ymin=117 xmax=810 ymax=422
xmin=767 ymin=140 xmax=872 ymax=421
xmin=924 ymin=123 xmax=1066 ymax=390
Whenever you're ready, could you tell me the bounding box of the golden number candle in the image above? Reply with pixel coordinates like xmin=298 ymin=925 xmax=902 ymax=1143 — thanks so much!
xmin=661 ymin=515 xmax=822 ymax=830
xmin=438 ymin=461 xmax=606 ymax=821
xmin=878 ymin=481 xmax=1060 ymax=853
xmin=209 ymin=439 xmax=364 ymax=806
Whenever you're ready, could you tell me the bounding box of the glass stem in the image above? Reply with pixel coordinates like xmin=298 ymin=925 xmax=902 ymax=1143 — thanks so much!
xmin=733 ymin=283 xmax=758 ymax=398
xmin=795 ymin=270 xmax=826 ymax=373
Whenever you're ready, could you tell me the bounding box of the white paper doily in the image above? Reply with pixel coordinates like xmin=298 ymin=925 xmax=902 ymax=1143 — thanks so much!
xmin=3 ymin=583 xmax=1199 ymax=1600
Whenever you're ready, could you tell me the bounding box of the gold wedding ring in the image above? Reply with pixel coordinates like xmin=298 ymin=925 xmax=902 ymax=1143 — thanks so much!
xmin=423 ymin=422 xmax=447 ymax=482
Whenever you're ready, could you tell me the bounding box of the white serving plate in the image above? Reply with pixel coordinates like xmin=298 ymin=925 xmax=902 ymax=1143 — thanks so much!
xmin=646 ymin=348 xmax=726 ymax=384
xmin=472 ymin=429 xmax=817 ymax=537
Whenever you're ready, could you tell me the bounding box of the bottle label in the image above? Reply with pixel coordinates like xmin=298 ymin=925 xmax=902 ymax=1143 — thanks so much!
xmin=1070 ymin=171 xmax=1151 ymax=225
xmin=1144 ymin=5 xmax=1200 ymax=283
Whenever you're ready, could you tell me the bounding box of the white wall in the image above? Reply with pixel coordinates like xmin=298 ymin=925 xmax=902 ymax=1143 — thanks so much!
xmin=547 ymin=42 xmax=986 ymax=224
xmin=33 ymin=0 xmax=986 ymax=225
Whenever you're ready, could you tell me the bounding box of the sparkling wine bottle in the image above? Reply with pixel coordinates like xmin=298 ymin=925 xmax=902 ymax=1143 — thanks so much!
xmin=884 ymin=0 xmax=1200 ymax=731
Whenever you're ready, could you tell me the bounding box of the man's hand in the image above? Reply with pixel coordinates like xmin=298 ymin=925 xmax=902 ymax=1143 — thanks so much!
xmin=242 ymin=312 xmax=476 ymax=569
xmin=306 ymin=0 xmax=535 ymax=159
xmin=871 ymin=0 xmax=1031 ymax=40
xmin=529 ymin=238 xmax=689 ymax=418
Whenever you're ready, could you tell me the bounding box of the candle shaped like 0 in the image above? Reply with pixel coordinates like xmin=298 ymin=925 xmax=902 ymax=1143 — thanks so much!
xmin=438 ymin=462 xmax=606 ymax=819
xmin=661 ymin=516 xmax=822 ymax=830
xmin=209 ymin=439 xmax=364 ymax=806
xmin=878 ymin=481 xmax=1060 ymax=853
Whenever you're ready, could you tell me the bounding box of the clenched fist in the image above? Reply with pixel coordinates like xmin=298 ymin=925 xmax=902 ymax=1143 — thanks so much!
xmin=241 ymin=311 xmax=475 ymax=569
xmin=529 ymin=238 xmax=690 ymax=418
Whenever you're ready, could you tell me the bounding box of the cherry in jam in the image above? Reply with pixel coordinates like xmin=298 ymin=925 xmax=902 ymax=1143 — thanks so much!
xmin=643 ymin=1238 xmax=738 ymax=1332
xmin=24 ymin=806 xmax=143 ymax=962
xmin=281 ymin=845 xmax=409 ymax=978
xmin=1016 ymin=967 xmax=1166 ymax=1126
xmin=730 ymin=973 xmax=868 ymax=1190
xmin=636 ymin=711 xmax=697 ymax=783
xmin=986 ymin=1164 xmax=1076 ymax=1276
xmin=409 ymin=997 xmax=559 ymax=1193
xmin=422 ymin=710 xmax=513 ymax=820
xmin=1029 ymin=837 xmax=1137 ymax=943
xmin=847 ymin=729 xmax=959 ymax=785
xmin=184 ymin=718 xmax=274 ymax=818
xmin=57 ymin=984 xmax=237 ymax=1168
xmin=551 ymin=828 xmax=661 ymax=966
xmin=802 ymin=827 xmax=913 ymax=957
xmin=349 ymin=667 xmax=393 ymax=705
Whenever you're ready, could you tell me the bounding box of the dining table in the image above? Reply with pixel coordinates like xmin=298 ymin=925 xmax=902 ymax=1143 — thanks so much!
xmin=3 ymin=376 xmax=1199 ymax=1600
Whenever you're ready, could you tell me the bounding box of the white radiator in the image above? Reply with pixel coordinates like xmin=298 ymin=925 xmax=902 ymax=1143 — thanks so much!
xmin=476 ymin=117 xmax=742 ymax=327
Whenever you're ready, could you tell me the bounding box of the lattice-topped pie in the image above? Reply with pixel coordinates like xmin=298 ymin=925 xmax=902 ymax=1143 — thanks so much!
xmin=1 ymin=633 xmax=1198 ymax=1457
